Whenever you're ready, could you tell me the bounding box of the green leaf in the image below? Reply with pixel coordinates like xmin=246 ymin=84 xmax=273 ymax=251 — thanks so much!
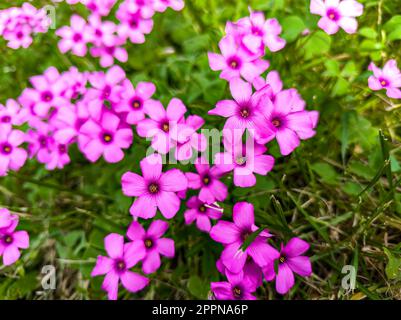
xmin=270 ymin=195 xmax=290 ymax=231
xmin=384 ymin=248 xmax=401 ymax=280
xmin=187 ymin=276 xmax=209 ymax=299
xmin=342 ymin=182 xmax=363 ymax=196
xmin=303 ymin=31 xmax=332 ymax=60
xmin=388 ymin=28 xmax=401 ymax=42
xmin=384 ymin=15 xmax=401 ymax=32
xmin=324 ymin=59 xmax=340 ymax=77
xmin=281 ymin=16 xmax=306 ymax=42
xmin=332 ymin=77 xmax=349 ymax=96
xmin=359 ymin=27 xmax=378 ymax=39
xmin=311 ymin=162 xmax=339 ymax=185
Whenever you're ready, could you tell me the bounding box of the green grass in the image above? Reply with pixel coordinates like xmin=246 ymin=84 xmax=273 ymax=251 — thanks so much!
xmin=1 ymin=0 xmax=401 ymax=300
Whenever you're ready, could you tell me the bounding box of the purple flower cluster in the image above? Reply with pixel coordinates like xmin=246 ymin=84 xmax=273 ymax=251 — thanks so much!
xmin=208 ymin=11 xmax=319 ymax=187
xmin=0 ymin=3 xmax=51 ymax=49
xmin=1 ymin=65 xmax=185 ymax=174
xmin=56 ymin=0 xmax=184 ymax=67
xmin=91 ymin=219 xmax=174 ymax=300
xmin=210 ymin=202 xmax=312 ymax=299
xmin=0 ymin=5 xmax=318 ymax=299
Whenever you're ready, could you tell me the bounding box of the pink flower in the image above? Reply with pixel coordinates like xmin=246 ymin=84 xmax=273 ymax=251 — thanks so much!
xmin=91 ymin=233 xmax=148 ymax=300
xmin=0 ymin=210 xmax=29 ymax=266
xmin=214 ymin=131 xmax=274 ymax=188
xmin=153 ymin=0 xmax=185 ymax=12
xmin=208 ymin=78 xmax=272 ymax=140
xmin=22 ymin=67 xmax=68 ymax=117
xmin=0 ymin=3 xmax=50 ymax=49
xmin=310 ymin=0 xmax=363 ymax=35
xmin=208 ymin=35 xmax=269 ymax=82
xmin=125 ymin=0 xmax=156 ymax=19
xmin=86 ymin=14 xmax=117 ymax=47
xmin=27 ymin=121 xmax=55 ymax=164
xmin=86 ymin=16 xmax=128 ymax=67
xmin=52 ymin=102 xmax=89 ymax=145
xmin=258 ymin=91 xmax=319 ymax=156
xmin=45 ymin=143 xmax=71 ymax=170
xmin=210 ymin=202 xmax=279 ymax=274
xmin=0 ymin=208 xmax=13 ymax=229
xmin=216 ymin=257 xmax=263 ymax=290
xmin=136 ymin=98 xmax=187 ymax=154
xmin=253 ymin=70 xmax=283 ymax=96
xmin=78 ymin=110 xmax=133 ymax=163
xmin=83 ymin=0 xmax=118 ymax=16
xmin=184 ymin=196 xmax=223 ymax=232
xmin=59 ymin=67 xmax=88 ymax=100
xmin=174 ymin=115 xmax=207 ymax=161
xmin=116 ymin=2 xmax=154 ymax=43
xmin=368 ymin=60 xmax=401 ymax=99
xmin=56 ymin=15 xmax=92 ymax=57
xmin=226 ymin=11 xmax=286 ymax=55
xmin=115 ymin=80 xmax=156 ymax=125
xmin=87 ymin=65 xmax=126 ymax=105
xmin=26 ymin=118 xmax=72 ymax=170
xmin=0 ymin=126 xmax=27 ymax=176
xmin=0 ymin=99 xmax=27 ymax=127
xmin=126 ymin=220 xmax=175 ymax=274
xmin=90 ymin=37 xmax=128 ymax=68
xmin=121 ymin=153 xmax=188 ymax=219
xmin=265 ymin=237 xmax=312 ymax=294
xmin=254 ymin=71 xmax=307 ymax=114
xmin=185 ymin=157 xmax=228 ymax=204
xmin=211 ymin=271 xmax=257 ymax=300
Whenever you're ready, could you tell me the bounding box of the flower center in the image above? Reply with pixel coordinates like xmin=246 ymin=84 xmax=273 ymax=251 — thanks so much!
xmin=105 ymin=46 xmax=115 ymax=54
xmin=202 ymin=175 xmax=210 ymax=185
xmin=130 ymin=19 xmax=138 ymax=28
xmin=235 ymin=156 xmax=247 ymax=166
xmin=58 ymin=144 xmax=67 ymax=154
xmin=102 ymin=86 xmax=111 ymax=99
xmin=240 ymin=108 xmax=250 ymax=118
xmin=131 ymin=99 xmax=142 ymax=109
xmin=145 ymin=239 xmax=153 ymax=248
xmin=41 ymin=91 xmax=53 ymax=102
xmin=272 ymin=118 xmax=281 ymax=128
xmin=103 ymin=133 xmax=113 ymax=143
xmin=73 ymin=33 xmax=82 ymax=42
xmin=199 ymin=205 xmax=206 ymax=213
xmin=39 ymin=137 xmax=47 ymax=147
xmin=95 ymin=28 xmax=102 ymax=37
xmin=115 ymin=259 xmax=126 ymax=272
xmin=233 ymin=287 xmax=242 ymax=298
xmin=279 ymin=256 xmax=286 ymax=263
xmin=241 ymin=231 xmax=251 ymax=242
xmin=4 ymin=235 xmax=13 ymax=244
xmin=252 ymin=27 xmax=262 ymax=36
xmin=380 ymin=79 xmax=389 ymax=87
xmin=228 ymin=57 xmax=241 ymax=70
xmin=162 ymin=122 xmax=169 ymax=132
xmin=1 ymin=116 xmax=11 ymax=123
xmin=327 ymin=9 xmax=339 ymax=21
xmin=2 ymin=144 xmax=12 ymax=154
xmin=148 ymin=183 xmax=159 ymax=194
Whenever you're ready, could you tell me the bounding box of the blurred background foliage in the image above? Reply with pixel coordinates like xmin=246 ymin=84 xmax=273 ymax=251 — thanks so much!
xmin=1 ymin=0 xmax=401 ymax=299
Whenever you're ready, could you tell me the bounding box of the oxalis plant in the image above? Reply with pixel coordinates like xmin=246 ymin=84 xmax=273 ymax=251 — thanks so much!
xmin=0 ymin=0 xmax=401 ymax=300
